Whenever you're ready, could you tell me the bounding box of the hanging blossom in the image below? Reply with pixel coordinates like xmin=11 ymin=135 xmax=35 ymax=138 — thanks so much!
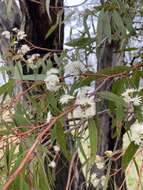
xmin=72 ymin=85 xmax=96 ymax=119
xmin=1 ymin=31 xmax=11 ymax=39
xmin=90 ymin=173 xmax=100 ymax=188
xmin=27 ymin=54 xmax=40 ymax=64
xmin=44 ymin=69 xmax=60 ymax=92
xmin=12 ymin=27 xmax=19 ymax=32
xmin=53 ymin=145 xmax=60 ymax=152
xmin=95 ymin=155 xmax=104 ymax=170
xmin=64 ymin=61 xmax=87 ymax=76
xmin=121 ymin=88 xmax=142 ymax=106
xmin=47 ymin=111 xmax=52 ymax=123
xmin=17 ymin=30 xmax=27 ymax=41
xmin=18 ymin=44 xmax=30 ymax=55
xmin=73 ymin=96 xmax=96 ymax=119
xmin=130 ymin=121 xmax=143 ymax=145
xmin=77 ymin=86 xmax=92 ymax=97
xmin=90 ymin=173 xmax=106 ymax=188
xmin=48 ymin=160 xmax=56 ymax=168
xmin=60 ymin=94 xmax=74 ymax=105
xmin=104 ymin=150 xmax=113 ymax=157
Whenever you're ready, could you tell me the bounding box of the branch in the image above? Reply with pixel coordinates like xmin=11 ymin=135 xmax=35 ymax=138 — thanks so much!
xmin=2 ymin=106 xmax=75 ymax=190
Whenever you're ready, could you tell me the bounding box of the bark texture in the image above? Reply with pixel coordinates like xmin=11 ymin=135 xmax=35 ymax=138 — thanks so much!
xmin=96 ymin=39 xmax=127 ymax=190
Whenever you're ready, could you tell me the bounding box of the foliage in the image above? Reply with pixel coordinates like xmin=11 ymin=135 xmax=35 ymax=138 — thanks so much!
xmin=0 ymin=0 xmax=143 ymax=190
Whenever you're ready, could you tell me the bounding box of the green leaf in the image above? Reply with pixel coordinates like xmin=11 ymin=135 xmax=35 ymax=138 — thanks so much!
xmin=35 ymin=154 xmax=51 ymax=190
xmin=112 ymin=11 xmax=126 ymax=36
xmin=47 ymin=92 xmax=60 ymax=114
xmin=103 ymin=11 xmax=112 ymax=43
xmin=112 ymin=78 xmax=130 ymax=95
xmin=45 ymin=0 xmax=52 ymax=22
xmin=96 ymin=9 xmax=104 ymax=45
xmin=45 ymin=23 xmax=58 ymax=39
xmin=116 ymin=105 xmax=124 ymax=122
xmin=13 ymin=103 xmax=31 ymax=126
xmin=77 ymin=138 xmax=87 ymax=161
xmin=55 ymin=120 xmax=70 ymax=159
xmin=122 ymin=15 xmax=135 ymax=34
xmin=14 ymin=62 xmax=23 ymax=80
xmin=14 ymin=74 xmax=46 ymax=81
xmin=97 ymin=91 xmax=125 ymax=106
xmin=65 ymin=37 xmax=95 ymax=48
xmin=0 ymin=79 xmax=14 ymax=96
xmin=88 ymin=118 xmax=97 ymax=162
xmin=122 ymin=142 xmax=139 ymax=169
xmin=95 ymin=65 xmax=130 ymax=78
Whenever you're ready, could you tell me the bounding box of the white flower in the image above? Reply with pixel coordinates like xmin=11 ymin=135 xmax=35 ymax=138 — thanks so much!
xmin=74 ymin=97 xmax=95 ymax=118
xmin=46 ymin=68 xmax=59 ymax=76
xmin=47 ymin=111 xmax=52 ymax=123
xmin=64 ymin=61 xmax=87 ymax=76
xmin=12 ymin=27 xmax=18 ymax=32
xmin=121 ymin=88 xmax=141 ymax=106
xmin=53 ymin=145 xmax=60 ymax=152
xmin=49 ymin=161 xmax=56 ymax=168
xmin=78 ymin=86 xmax=91 ymax=97
xmin=95 ymin=155 xmax=104 ymax=169
xmin=95 ymin=155 xmax=103 ymax=162
xmin=96 ymin=162 xmax=104 ymax=169
xmin=60 ymin=94 xmax=74 ymax=105
xmin=73 ymin=96 xmax=96 ymax=118
xmin=101 ymin=176 xmax=106 ymax=186
xmin=18 ymin=44 xmax=30 ymax=55
xmin=130 ymin=121 xmax=143 ymax=145
xmin=104 ymin=150 xmax=113 ymax=157
xmin=121 ymin=88 xmax=137 ymax=97
xmin=90 ymin=173 xmax=100 ymax=187
xmin=1 ymin=31 xmax=10 ymax=39
xmin=122 ymin=93 xmax=131 ymax=103
xmin=27 ymin=54 xmax=40 ymax=64
xmin=44 ymin=74 xmax=60 ymax=91
xmin=132 ymin=95 xmax=142 ymax=106
xmin=17 ymin=30 xmax=27 ymax=40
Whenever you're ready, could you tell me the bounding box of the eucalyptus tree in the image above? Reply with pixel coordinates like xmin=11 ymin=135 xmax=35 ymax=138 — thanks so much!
xmin=0 ymin=0 xmax=143 ymax=190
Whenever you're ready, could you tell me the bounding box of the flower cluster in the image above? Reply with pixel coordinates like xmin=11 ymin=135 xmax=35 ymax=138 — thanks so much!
xmin=48 ymin=160 xmax=56 ymax=168
xmin=72 ymin=86 xmax=96 ymax=119
xmin=1 ymin=28 xmax=27 ymax=41
xmin=44 ymin=68 xmax=60 ymax=92
xmin=95 ymin=155 xmax=104 ymax=170
xmin=130 ymin=121 xmax=143 ymax=145
xmin=27 ymin=54 xmax=40 ymax=64
xmin=1 ymin=31 xmax=11 ymax=39
xmin=60 ymin=94 xmax=74 ymax=105
xmin=64 ymin=61 xmax=87 ymax=77
xmin=1 ymin=28 xmax=31 ymax=57
xmin=121 ymin=88 xmax=142 ymax=106
xmin=90 ymin=173 xmax=106 ymax=188
xmin=17 ymin=44 xmax=30 ymax=55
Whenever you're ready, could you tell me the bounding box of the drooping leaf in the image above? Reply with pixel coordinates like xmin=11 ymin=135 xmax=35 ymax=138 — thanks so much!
xmin=112 ymin=11 xmax=126 ymax=37
xmin=88 ymin=118 xmax=97 ymax=162
xmin=55 ymin=120 xmax=70 ymax=159
xmin=65 ymin=37 xmax=95 ymax=48
xmin=97 ymin=91 xmax=125 ymax=106
xmin=122 ymin=142 xmax=139 ymax=169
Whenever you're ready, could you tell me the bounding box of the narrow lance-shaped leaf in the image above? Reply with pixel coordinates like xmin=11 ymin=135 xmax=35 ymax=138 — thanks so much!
xmin=122 ymin=142 xmax=139 ymax=169
xmin=88 ymin=118 xmax=97 ymax=162
xmin=97 ymin=91 xmax=125 ymax=107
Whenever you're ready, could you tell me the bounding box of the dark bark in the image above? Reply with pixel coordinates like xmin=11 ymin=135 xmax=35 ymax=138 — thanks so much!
xmin=96 ymin=41 xmax=127 ymax=190
xmin=19 ymin=1 xmax=86 ymax=189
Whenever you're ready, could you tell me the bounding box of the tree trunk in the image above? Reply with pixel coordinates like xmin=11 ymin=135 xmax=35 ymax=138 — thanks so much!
xmin=96 ymin=38 xmax=127 ymax=189
xmin=19 ymin=1 xmax=86 ymax=189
